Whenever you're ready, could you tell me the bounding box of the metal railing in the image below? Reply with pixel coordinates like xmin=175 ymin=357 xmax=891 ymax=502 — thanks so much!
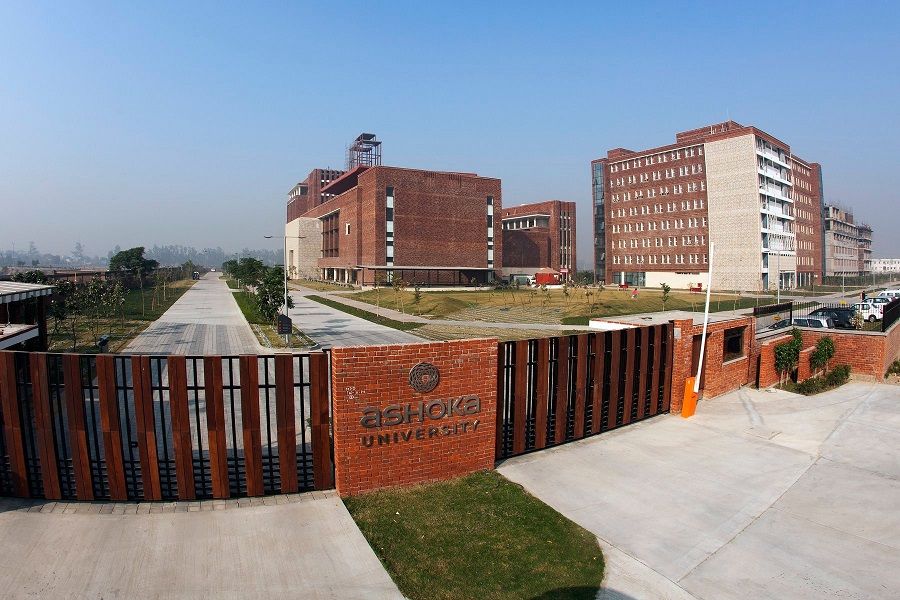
xmin=496 ymin=325 xmax=673 ymax=460
xmin=0 ymin=351 xmax=333 ymax=502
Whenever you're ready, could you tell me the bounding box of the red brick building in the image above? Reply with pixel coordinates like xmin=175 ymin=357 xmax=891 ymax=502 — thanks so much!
xmin=592 ymin=121 xmax=825 ymax=291
xmin=500 ymin=200 xmax=576 ymax=280
xmin=286 ymin=168 xmax=345 ymax=222
xmin=286 ymin=163 xmax=502 ymax=286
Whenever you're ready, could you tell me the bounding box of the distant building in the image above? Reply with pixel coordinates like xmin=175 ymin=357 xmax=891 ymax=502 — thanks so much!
xmin=871 ymin=258 xmax=900 ymax=273
xmin=0 ymin=281 xmax=54 ymax=350
xmin=284 ymin=134 xmax=501 ymax=286
xmin=824 ymin=205 xmax=873 ymax=276
xmin=500 ymin=200 xmax=576 ymax=280
xmin=592 ymin=121 xmax=824 ymax=291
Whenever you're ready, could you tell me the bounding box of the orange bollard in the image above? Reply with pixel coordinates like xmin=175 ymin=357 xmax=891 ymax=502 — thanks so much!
xmin=682 ymin=376 xmax=698 ymax=418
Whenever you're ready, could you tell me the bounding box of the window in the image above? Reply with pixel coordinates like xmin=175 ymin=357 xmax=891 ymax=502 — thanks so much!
xmin=345 ymin=223 xmax=351 ymax=235
xmin=723 ymin=327 xmax=746 ymax=362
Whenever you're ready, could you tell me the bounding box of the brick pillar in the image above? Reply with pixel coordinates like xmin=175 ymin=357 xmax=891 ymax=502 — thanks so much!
xmin=669 ymin=318 xmax=695 ymax=414
xmin=797 ymin=347 xmax=814 ymax=382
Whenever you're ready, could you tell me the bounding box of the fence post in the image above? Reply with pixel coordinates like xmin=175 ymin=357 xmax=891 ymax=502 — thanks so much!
xmin=0 ymin=353 xmax=30 ymax=497
xmin=97 ymin=354 xmax=127 ymax=501
xmin=636 ymin=327 xmax=650 ymax=420
xmin=573 ymin=335 xmax=588 ymax=438
xmin=132 ymin=356 xmax=161 ymax=501
xmin=512 ymin=340 xmax=528 ymax=455
xmin=590 ymin=333 xmax=606 ymax=434
xmin=310 ymin=352 xmax=333 ymax=490
xmin=534 ymin=338 xmax=550 ymax=448
xmin=274 ymin=354 xmax=298 ymax=494
xmin=239 ymin=355 xmax=264 ymax=496
xmin=167 ymin=355 xmax=195 ymax=500
xmin=63 ymin=354 xmax=93 ymax=500
xmin=29 ymin=353 xmax=61 ymax=499
xmin=554 ymin=336 xmax=570 ymax=444
xmin=203 ymin=356 xmax=229 ymax=499
xmin=606 ymin=330 xmax=622 ymax=430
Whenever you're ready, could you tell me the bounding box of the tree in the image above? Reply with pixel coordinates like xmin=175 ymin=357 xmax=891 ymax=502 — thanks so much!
xmin=48 ymin=281 xmax=76 ymax=337
xmin=255 ymin=266 xmax=294 ymax=322
xmin=810 ymin=337 xmax=836 ymax=375
xmin=12 ymin=270 xmax=49 ymax=284
xmin=108 ymin=247 xmax=159 ymax=317
xmin=392 ymin=278 xmax=408 ymax=313
xmin=661 ymin=283 xmax=672 ymax=311
xmin=72 ymin=242 xmax=86 ymax=266
xmin=774 ymin=328 xmax=803 ymax=385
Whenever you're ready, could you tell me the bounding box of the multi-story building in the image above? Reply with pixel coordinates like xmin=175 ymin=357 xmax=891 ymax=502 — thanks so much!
xmin=286 ymin=168 xmax=345 ymax=222
xmin=871 ymin=258 xmax=900 ymax=273
xmin=284 ymin=135 xmax=502 ymax=286
xmin=824 ymin=205 xmax=873 ymax=276
xmin=500 ymin=200 xmax=576 ymax=279
xmin=592 ymin=121 xmax=824 ymax=291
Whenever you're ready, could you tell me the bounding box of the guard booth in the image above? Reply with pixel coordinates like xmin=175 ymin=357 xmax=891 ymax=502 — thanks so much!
xmin=0 ymin=281 xmax=55 ymax=351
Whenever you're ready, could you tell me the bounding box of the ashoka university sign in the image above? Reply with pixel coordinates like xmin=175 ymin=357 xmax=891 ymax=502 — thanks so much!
xmin=330 ymin=340 xmax=497 ymax=496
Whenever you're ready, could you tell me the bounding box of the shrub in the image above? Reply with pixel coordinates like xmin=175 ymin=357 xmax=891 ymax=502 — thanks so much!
xmin=810 ymin=337 xmax=835 ymax=372
xmin=774 ymin=328 xmax=803 ymax=379
xmin=825 ymin=364 xmax=851 ymax=387
xmin=886 ymin=359 xmax=900 ymax=378
xmin=797 ymin=377 xmax=824 ymax=395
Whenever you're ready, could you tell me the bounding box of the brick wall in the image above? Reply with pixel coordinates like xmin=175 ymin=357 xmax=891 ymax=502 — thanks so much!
xmin=670 ymin=315 xmax=755 ymax=412
xmin=753 ymin=332 xmax=794 ymax=388
xmin=330 ymin=339 xmax=497 ymax=496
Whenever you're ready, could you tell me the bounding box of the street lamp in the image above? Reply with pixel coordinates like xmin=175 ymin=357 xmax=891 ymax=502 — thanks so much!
xmin=264 ymin=234 xmax=306 ymax=344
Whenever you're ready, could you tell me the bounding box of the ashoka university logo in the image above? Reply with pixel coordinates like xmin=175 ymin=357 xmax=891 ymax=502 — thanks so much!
xmin=408 ymin=362 xmax=440 ymax=393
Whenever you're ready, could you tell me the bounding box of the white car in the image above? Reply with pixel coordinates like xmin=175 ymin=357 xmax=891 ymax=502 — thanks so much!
xmin=791 ymin=316 xmax=834 ymax=329
xmin=854 ymin=302 xmax=882 ymax=322
xmin=876 ymin=289 xmax=900 ymax=299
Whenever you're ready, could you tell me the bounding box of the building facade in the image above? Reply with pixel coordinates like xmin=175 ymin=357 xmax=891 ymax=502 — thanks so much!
xmin=285 ymin=163 xmax=502 ymax=286
xmin=592 ymin=121 xmax=824 ymax=291
xmin=871 ymin=258 xmax=900 ymax=273
xmin=500 ymin=200 xmax=576 ymax=279
xmin=824 ymin=205 xmax=873 ymax=276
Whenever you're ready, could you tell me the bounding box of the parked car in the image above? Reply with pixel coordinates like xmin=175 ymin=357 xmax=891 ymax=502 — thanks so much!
xmin=869 ymin=296 xmax=891 ymax=306
xmin=877 ymin=289 xmax=900 ymax=299
xmin=854 ymin=302 xmax=882 ymax=322
xmin=791 ymin=316 xmax=835 ymax=329
xmin=808 ymin=307 xmax=855 ymax=329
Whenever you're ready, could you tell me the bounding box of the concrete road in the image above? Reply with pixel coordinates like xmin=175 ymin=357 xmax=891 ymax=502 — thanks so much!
xmin=499 ymin=382 xmax=900 ymax=599
xmin=125 ymin=274 xmax=263 ymax=355
xmin=288 ymin=288 xmax=422 ymax=349
xmin=0 ymin=491 xmax=403 ymax=600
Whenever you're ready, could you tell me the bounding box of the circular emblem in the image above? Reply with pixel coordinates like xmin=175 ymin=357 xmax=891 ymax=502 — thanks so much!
xmin=409 ymin=362 xmax=440 ymax=393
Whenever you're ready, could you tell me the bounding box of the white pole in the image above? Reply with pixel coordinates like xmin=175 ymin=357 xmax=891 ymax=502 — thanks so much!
xmin=776 ymin=250 xmax=781 ymax=304
xmin=283 ymin=236 xmax=289 ymax=345
xmin=694 ymin=242 xmax=715 ymax=394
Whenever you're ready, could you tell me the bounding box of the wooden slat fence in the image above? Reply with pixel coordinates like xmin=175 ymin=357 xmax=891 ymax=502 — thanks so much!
xmin=0 ymin=351 xmax=333 ymax=501
xmin=496 ymin=325 xmax=673 ymax=460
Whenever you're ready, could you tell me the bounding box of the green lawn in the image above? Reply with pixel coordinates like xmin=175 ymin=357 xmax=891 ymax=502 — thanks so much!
xmin=231 ymin=290 xmax=268 ymax=325
xmin=345 ymin=471 xmax=604 ymax=600
xmin=306 ymin=295 xmax=422 ymax=331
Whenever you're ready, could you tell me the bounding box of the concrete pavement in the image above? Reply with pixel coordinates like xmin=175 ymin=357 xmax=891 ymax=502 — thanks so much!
xmin=125 ymin=274 xmax=263 ymax=355
xmin=0 ymin=491 xmax=403 ymax=600
xmin=288 ymin=288 xmax=422 ymax=348
xmin=499 ymin=382 xmax=900 ymax=599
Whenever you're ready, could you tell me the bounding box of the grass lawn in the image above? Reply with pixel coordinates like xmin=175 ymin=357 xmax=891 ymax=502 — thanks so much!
xmin=231 ymin=290 xmax=316 ymax=349
xmin=346 ymin=286 xmax=777 ymax=326
xmin=306 ymin=294 xmax=422 ymax=331
xmin=345 ymin=471 xmax=604 ymax=600
xmin=289 ymin=279 xmax=356 ymax=292
xmin=48 ymin=279 xmax=195 ymax=353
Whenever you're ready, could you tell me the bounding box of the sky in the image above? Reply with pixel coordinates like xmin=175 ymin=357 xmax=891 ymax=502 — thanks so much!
xmin=1 ymin=1 xmax=899 ymax=267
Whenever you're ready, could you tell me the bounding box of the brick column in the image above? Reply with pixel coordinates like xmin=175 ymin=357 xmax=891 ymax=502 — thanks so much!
xmin=330 ymin=339 xmax=498 ymax=496
xmin=669 ymin=318 xmax=695 ymax=414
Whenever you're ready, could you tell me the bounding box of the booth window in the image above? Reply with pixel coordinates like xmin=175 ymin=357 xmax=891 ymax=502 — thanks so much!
xmin=723 ymin=326 xmax=746 ymax=362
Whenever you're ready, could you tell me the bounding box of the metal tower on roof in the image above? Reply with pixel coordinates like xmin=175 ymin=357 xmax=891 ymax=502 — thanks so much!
xmin=346 ymin=133 xmax=382 ymax=169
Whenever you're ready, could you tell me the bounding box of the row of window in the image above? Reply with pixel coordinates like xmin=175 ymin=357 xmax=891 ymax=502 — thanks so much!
xmin=612 ymin=253 xmax=708 ymax=266
xmin=610 ymin=199 xmax=706 ymax=218
xmin=611 ymin=181 xmax=705 ymax=201
xmin=487 ymin=197 xmax=495 ymax=268
xmin=610 ymin=217 xmax=707 ymax=234
xmin=612 ymin=163 xmax=705 ymax=186
xmin=615 ymin=235 xmax=707 ymax=249
xmin=609 ymin=145 xmax=703 ymax=172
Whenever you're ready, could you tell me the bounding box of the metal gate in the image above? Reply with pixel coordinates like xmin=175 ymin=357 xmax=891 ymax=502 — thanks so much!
xmin=0 ymin=351 xmax=334 ymax=501
xmin=496 ymin=325 xmax=673 ymax=460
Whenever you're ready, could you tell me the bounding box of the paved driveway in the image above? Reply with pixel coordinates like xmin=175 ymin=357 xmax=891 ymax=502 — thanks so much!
xmin=499 ymin=382 xmax=900 ymax=599
xmin=288 ymin=288 xmax=422 ymax=349
xmin=125 ymin=274 xmax=262 ymax=355
xmin=0 ymin=491 xmax=402 ymax=600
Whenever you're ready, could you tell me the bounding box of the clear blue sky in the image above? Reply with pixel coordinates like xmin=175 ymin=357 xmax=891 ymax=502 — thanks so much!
xmin=2 ymin=1 xmax=898 ymax=266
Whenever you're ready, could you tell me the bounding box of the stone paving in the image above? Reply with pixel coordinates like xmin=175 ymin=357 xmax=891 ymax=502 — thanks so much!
xmin=500 ymin=382 xmax=900 ymax=599
xmin=125 ymin=274 xmax=263 ymax=355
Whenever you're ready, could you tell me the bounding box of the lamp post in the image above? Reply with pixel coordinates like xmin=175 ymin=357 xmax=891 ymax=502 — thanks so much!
xmin=264 ymin=235 xmax=306 ymax=344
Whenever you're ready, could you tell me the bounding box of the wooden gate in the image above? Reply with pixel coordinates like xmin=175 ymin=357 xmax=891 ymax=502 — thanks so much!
xmin=0 ymin=351 xmax=333 ymax=501
xmin=495 ymin=326 xmax=673 ymax=460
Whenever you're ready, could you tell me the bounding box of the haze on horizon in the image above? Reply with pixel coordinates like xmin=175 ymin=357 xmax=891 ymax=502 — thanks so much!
xmin=1 ymin=1 xmax=899 ymax=266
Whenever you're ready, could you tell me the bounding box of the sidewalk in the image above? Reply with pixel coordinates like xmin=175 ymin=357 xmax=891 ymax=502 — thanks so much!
xmin=0 ymin=491 xmax=403 ymax=600
xmin=125 ymin=274 xmax=265 ymax=355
